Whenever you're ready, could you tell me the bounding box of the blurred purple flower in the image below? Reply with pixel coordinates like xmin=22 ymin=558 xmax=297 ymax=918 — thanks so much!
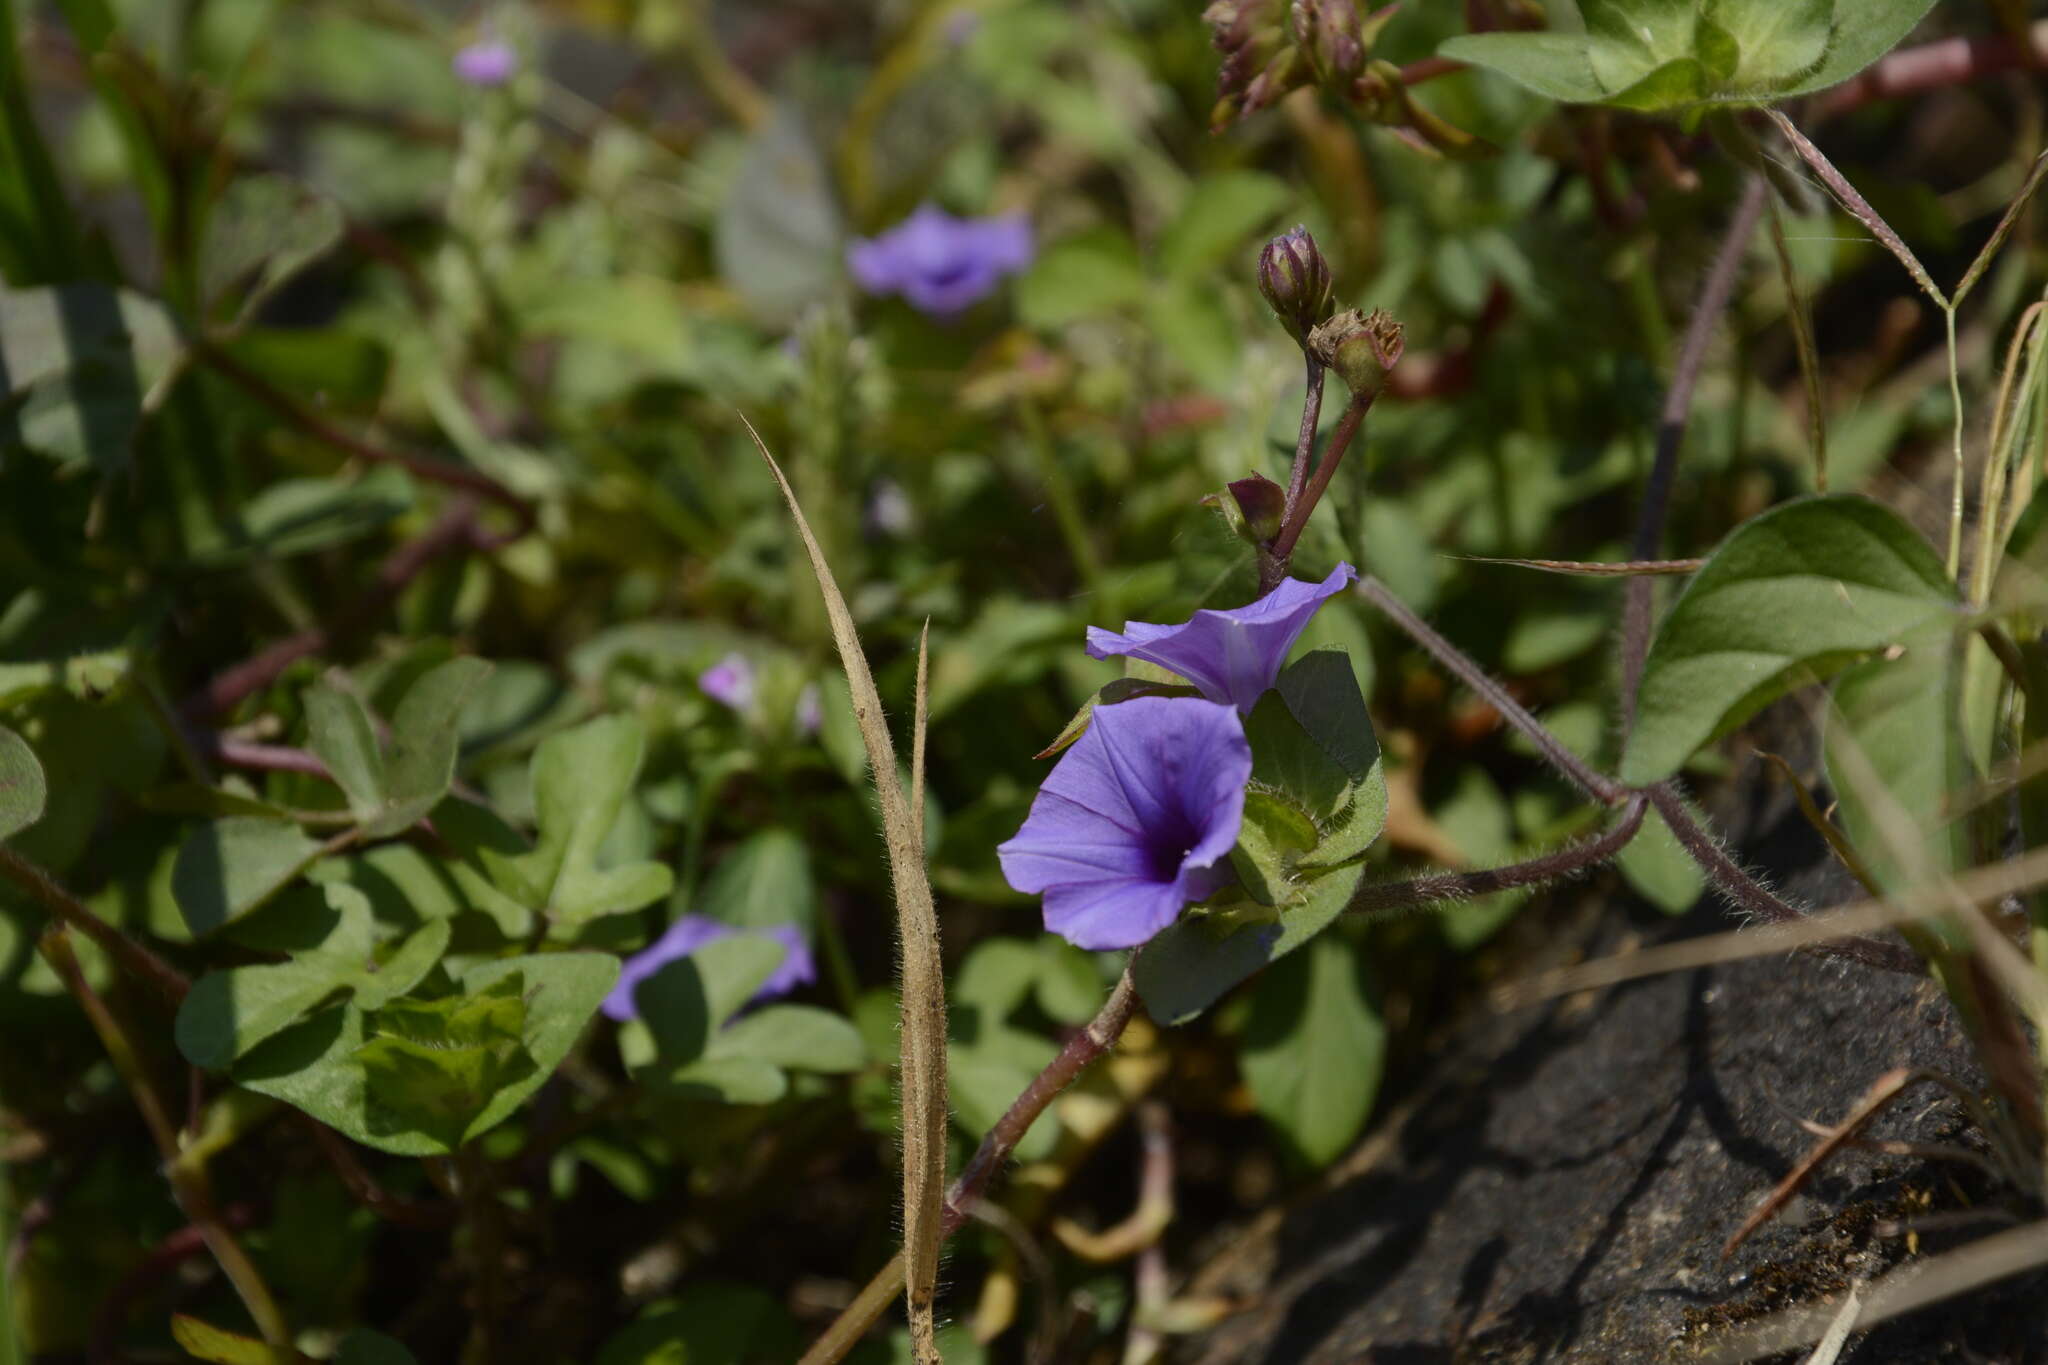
xmin=700 ymin=652 xmax=757 ymax=712
xmin=998 ymin=697 xmax=1250 ymax=950
xmin=795 ymin=683 xmax=823 ymax=736
xmin=865 ymin=479 xmax=913 ymax=538
xmin=601 ymin=915 xmax=816 ymax=1022
xmin=453 ymin=37 xmax=518 ymax=87
xmin=847 ymin=205 xmax=1033 ymax=316
xmin=1085 ymin=563 xmax=1358 ymax=714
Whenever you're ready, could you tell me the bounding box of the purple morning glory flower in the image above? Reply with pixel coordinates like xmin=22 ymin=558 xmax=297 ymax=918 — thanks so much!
xmin=795 ymin=684 xmax=823 ymax=736
xmin=453 ymin=37 xmax=518 ymax=87
xmin=998 ymin=696 xmax=1251 ymax=951
xmin=847 ymin=205 xmax=1033 ymax=316
xmin=601 ymin=915 xmax=816 ymax=1022
xmin=1085 ymin=563 xmax=1359 ymax=714
xmin=700 ymin=653 xmax=757 ymax=712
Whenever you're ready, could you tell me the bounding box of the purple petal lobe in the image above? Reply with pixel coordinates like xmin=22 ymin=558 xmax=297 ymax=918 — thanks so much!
xmin=844 ymin=204 xmax=1035 ymax=317
xmin=998 ymin=696 xmax=1251 ymax=951
xmin=602 ymin=914 xmax=815 ymax=1021
xmin=1085 ymin=563 xmax=1358 ymax=713
xmin=699 ymin=652 xmax=758 ymax=712
xmin=453 ymin=38 xmax=517 ymax=87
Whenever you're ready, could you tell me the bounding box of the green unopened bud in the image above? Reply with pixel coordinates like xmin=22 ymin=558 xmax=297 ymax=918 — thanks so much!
xmin=1288 ymin=0 xmax=1368 ymax=86
xmin=1227 ymin=473 xmax=1287 ymax=543
xmin=1309 ymin=307 xmax=1404 ymax=400
xmin=1256 ymin=225 xmax=1333 ymax=347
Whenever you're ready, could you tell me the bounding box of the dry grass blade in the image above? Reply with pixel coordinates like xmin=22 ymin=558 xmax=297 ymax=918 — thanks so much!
xmin=1798 ymin=1282 xmax=1862 ymax=1365
xmin=912 ymin=621 xmax=929 ymax=855
xmin=1757 ymin=752 xmax=1882 ymax=896
xmin=1491 ymin=840 xmax=2048 ymax=1011
xmin=1722 ymin=1067 xmax=1914 ymax=1258
xmin=1767 ymin=109 xmax=1946 ymax=308
xmin=742 ymin=416 xmax=948 ymax=1363
xmin=1451 ymin=555 xmax=1705 ymax=577
xmin=1699 ymin=1219 xmax=2048 ymax=1363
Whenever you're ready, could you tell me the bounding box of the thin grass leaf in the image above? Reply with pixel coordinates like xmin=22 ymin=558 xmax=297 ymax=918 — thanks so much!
xmin=1767 ymin=198 xmax=1828 ymax=490
xmin=741 ymin=415 xmax=947 ymax=1364
xmin=912 ymin=621 xmax=929 ymax=855
xmin=1722 ymin=1067 xmax=1914 ymax=1258
xmin=1954 ymin=148 xmax=2048 ymax=308
xmin=1451 ymin=556 xmax=1705 ymax=576
xmin=1491 ymin=839 xmax=2048 ymax=1010
xmin=1757 ymin=752 xmax=1883 ymax=896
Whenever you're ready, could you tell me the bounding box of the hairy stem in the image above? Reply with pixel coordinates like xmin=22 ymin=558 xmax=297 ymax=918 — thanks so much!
xmin=1347 ymin=794 xmax=1646 ymax=917
xmin=1355 ymin=574 xmax=1624 ymax=804
xmin=796 ymin=970 xmax=1142 ymax=1365
xmin=1264 ymin=392 xmax=1372 ymax=590
xmin=1646 ymin=785 xmax=1922 ymax=975
xmin=1619 ymin=174 xmax=1767 ymax=729
xmin=1282 ymin=355 xmax=1327 ymax=527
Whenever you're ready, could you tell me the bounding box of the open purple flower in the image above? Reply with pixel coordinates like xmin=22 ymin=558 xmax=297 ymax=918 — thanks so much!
xmin=847 ymin=205 xmax=1033 ymax=316
xmin=699 ymin=652 xmax=757 ymax=712
xmin=998 ymin=697 xmax=1250 ymax=951
xmin=452 ymin=37 xmax=518 ymax=87
xmin=601 ymin=915 xmax=816 ymax=1022
xmin=1085 ymin=563 xmax=1358 ymax=714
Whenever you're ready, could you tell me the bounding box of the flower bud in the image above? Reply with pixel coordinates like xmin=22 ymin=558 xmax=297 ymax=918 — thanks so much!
xmin=1256 ymin=225 xmax=1333 ymax=346
xmin=1309 ymin=307 xmax=1404 ymax=400
xmin=1227 ymin=473 xmax=1287 ymax=543
xmin=1205 ymin=0 xmax=1297 ymax=128
xmin=1288 ymin=0 xmax=1367 ymax=86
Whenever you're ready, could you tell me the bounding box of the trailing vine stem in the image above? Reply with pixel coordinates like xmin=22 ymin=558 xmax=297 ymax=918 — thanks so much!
xmin=796 ymin=971 xmax=1142 ymax=1365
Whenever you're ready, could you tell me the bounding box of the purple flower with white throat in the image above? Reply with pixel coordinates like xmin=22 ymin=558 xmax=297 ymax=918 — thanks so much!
xmin=847 ymin=205 xmax=1033 ymax=317
xmin=601 ymin=915 xmax=816 ymax=1022
xmin=1085 ymin=563 xmax=1358 ymax=714
xmin=699 ymin=652 xmax=757 ymax=712
xmin=453 ymin=37 xmax=518 ymax=87
xmin=998 ymin=697 xmax=1250 ymax=951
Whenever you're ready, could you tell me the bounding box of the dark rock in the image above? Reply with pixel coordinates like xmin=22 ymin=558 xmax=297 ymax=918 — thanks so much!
xmin=1178 ymin=766 xmax=2046 ymax=1363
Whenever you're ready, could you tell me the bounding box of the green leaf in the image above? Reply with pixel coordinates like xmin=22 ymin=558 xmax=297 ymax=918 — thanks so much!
xmin=184 ymin=466 xmax=414 ymax=569
xmin=1621 ymin=495 xmax=1957 ymax=786
xmin=169 ymin=1316 xmax=280 ymax=1365
xmin=1155 ymin=171 xmax=1292 ymax=281
xmin=175 ymin=886 xmax=450 ymax=1069
xmin=1035 ymin=678 xmax=1202 ymax=759
xmin=501 ymin=715 xmax=675 ymax=927
xmin=173 ymin=817 xmax=324 ymax=937
xmin=354 ymin=976 xmax=534 ymax=1151
xmin=1016 ymin=228 xmax=1145 ymax=329
xmin=1033 ymin=937 xmax=1103 ymax=1026
xmin=1781 ymin=0 xmax=1939 ymax=98
xmin=1249 ymin=649 xmax=1387 ymax=869
xmin=700 ymin=828 xmax=815 ymax=933
xmin=710 ymin=1004 xmax=866 ymax=1073
xmin=0 ymin=283 xmax=181 ymax=472
xmin=666 ymin=1055 xmax=789 ymax=1105
xmin=1240 ymin=935 xmax=1384 ymax=1167
xmin=593 ymin=1283 xmax=797 ymax=1365
xmin=1703 ymin=0 xmax=1830 ymax=88
xmin=637 ymin=934 xmax=783 ymax=1066
xmin=1230 ymin=790 xmax=1320 ymax=907
xmin=1614 ymin=797 xmax=1707 ymax=915
xmin=1437 ymin=32 xmax=1609 ymax=104
xmin=0 ymin=725 xmax=45 ymax=841
xmin=1825 ymin=643 xmax=1965 ymax=893
xmin=234 ymin=952 xmax=618 ymax=1156
xmin=715 ymin=105 xmax=843 ymax=326
xmin=199 ymin=173 xmax=345 ymax=322
xmin=306 ymin=659 xmax=491 ymax=838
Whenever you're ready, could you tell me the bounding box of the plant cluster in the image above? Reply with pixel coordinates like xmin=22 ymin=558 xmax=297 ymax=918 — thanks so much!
xmin=2 ymin=2 xmax=2047 ymax=1363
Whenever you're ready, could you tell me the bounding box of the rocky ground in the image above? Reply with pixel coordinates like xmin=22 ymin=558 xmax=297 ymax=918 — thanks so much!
xmin=1178 ymin=755 xmax=2047 ymax=1364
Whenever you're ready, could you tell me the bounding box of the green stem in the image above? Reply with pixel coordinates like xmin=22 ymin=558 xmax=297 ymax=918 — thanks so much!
xmin=1019 ymin=403 xmax=1111 ymax=613
xmin=39 ymin=927 xmax=288 ymax=1346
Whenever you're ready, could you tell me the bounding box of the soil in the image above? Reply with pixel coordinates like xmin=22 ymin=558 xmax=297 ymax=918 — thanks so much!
xmin=1176 ymin=759 xmax=2048 ymax=1364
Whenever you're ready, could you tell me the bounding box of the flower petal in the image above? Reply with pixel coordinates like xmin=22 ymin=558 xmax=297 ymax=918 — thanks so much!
xmin=1042 ymin=876 xmax=1189 ymax=950
xmin=1085 ymin=563 xmax=1357 ymax=712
